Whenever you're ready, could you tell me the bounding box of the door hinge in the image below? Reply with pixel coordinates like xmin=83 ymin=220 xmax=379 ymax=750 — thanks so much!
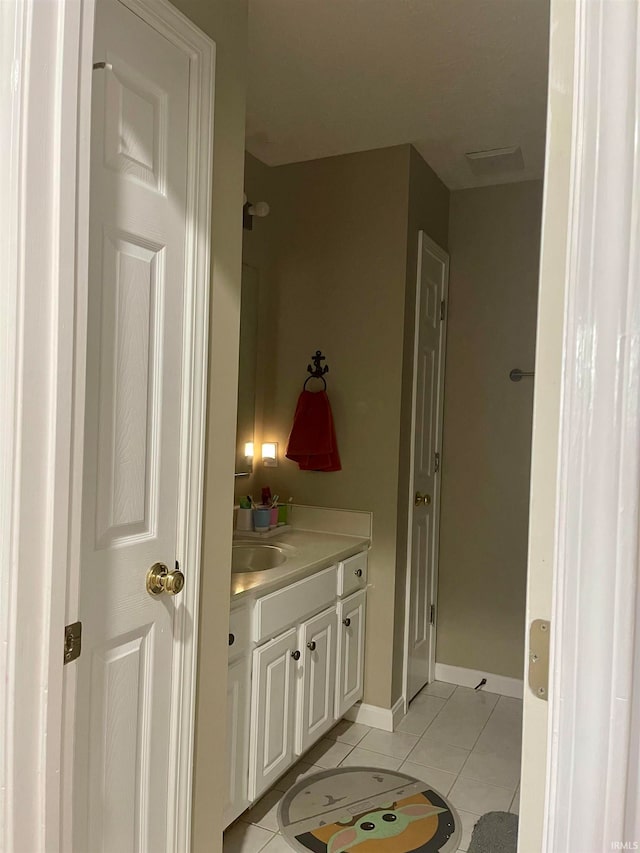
xmin=434 ymin=451 xmax=440 ymax=473
xmin=64 ymin=621 xmax=82 ymax=664
xmin=440 ymin=300 xmax=446 ymax=321
xmin=429 ymin=604 xmax=435 ymax=625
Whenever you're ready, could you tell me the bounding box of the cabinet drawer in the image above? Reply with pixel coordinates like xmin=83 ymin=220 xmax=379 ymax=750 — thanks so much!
xmin=337 ymin=551 xmax=368 ymax=597
xmin=228 ymin=604 xmax=251 ymax=661
xmin=253 ymin=566 xmax=337 ymax=643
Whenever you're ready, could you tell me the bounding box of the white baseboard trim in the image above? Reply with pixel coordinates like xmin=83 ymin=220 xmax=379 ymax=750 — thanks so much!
xmin=344 ymin=696 xmax=406 ymax=732
xmin=434 ymin=663 xmax=524 ymax=700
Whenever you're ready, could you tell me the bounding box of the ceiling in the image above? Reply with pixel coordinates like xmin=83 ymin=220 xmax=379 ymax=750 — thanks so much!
xmin=246 ymin=0 xmax=550 ymax=190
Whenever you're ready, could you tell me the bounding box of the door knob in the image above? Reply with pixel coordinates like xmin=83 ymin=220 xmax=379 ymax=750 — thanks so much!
xmin=343 ymin=618 xmax=351 ymax=627
xmin=307 ymin=641 xmax=316 ymax=651
xmin=414 ymin=492 xmax=432 ymax=506
xmin=146 ymin=562 xmax=185 ymax=596
xmin=291 ymin=650 xmax=301 ymax=660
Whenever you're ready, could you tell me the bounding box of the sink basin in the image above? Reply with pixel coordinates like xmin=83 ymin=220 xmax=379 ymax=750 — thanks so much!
xmin=231 ymin=543 xmax=289 ymax=573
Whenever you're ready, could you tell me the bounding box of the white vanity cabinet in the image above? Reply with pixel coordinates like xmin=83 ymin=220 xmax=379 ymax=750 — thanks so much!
xmin=224 ymin=604 xmax=252 ymax=827
xmin=228 ymin=547 xmax=369 ymax=818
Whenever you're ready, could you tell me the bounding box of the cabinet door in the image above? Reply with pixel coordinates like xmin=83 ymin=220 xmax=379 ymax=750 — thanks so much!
xmin=296 ymin=606 xmax=337 ymax=755
xmin=249 ymin=627 xmax=298 ymax=801
xmin=336 ymin=590 xmax=366 ymax=718
xmin=224 ymin=655 xmax=250 ymax=828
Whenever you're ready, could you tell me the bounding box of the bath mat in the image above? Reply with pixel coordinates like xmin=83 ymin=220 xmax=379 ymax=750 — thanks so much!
xmin=467 ymin=811 xmax=518 ymax=853
xmin=277 ymin=766 xmax=460 ymax=852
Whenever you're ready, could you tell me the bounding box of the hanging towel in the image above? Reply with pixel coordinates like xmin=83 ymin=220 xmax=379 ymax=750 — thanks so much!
xmin=285 ymin=389 xmax=342 ymax=471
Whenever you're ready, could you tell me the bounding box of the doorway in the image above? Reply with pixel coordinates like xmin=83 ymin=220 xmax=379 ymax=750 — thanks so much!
xmin=404 ymin=231 xmax=449 ymax=703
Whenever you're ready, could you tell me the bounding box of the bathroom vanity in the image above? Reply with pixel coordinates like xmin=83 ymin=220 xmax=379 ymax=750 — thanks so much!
xmin=225 ymin=528 xmax=369 ymax=827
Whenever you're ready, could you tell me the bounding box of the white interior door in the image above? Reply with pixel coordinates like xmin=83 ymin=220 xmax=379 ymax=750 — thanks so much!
xmin=73 ymin=0 xmax=191 ymax=849
xmin=406 ymin=232 xmax=449 ymax=703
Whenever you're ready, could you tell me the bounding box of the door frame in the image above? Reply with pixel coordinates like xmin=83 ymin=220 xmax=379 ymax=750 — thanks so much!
xmin=402 ymin=230 xmax=450 ymax=710
xmin=0 ymin=1 xmax=214 ymax=851
xmin=531 ymin=0 xmax=640 ymax=848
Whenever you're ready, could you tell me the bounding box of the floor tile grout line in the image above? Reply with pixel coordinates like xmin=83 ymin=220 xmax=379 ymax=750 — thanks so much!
xmin=409 ymin=685 xmax=523 ymax=799
xmin=256 ymin=830 xmax=276 ymax=852
xmin=416 ymin=685 xmax=502 ymax=751
xmin=456 ymin=698 xmax=500 ymax=775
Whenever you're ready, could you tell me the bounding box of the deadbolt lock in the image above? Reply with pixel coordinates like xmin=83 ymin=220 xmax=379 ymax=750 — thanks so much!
xmin=146 ymin=562 xmax=185 ymax=596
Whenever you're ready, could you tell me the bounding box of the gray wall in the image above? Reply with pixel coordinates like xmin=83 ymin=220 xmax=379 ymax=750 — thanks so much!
xmin=437 ymin=180 xmax=542 ymax=679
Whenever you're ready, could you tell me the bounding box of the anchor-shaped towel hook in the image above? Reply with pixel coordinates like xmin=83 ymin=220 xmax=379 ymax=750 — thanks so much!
xmin=304 ymin=350 xmax=329 ymax=390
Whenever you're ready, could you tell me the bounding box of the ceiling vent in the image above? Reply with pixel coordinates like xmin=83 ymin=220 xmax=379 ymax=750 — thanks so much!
xmin=465 ymin=146 xmax=524 ymax=176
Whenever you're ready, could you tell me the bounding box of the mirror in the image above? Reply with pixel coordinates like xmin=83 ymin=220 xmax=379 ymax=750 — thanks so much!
xmin=235 ymin=263 xmax=259 ymax=475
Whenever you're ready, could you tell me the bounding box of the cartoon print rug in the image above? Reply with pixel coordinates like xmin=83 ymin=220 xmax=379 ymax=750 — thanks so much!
xmin=277 ymin=766 xmax=460 ymax=853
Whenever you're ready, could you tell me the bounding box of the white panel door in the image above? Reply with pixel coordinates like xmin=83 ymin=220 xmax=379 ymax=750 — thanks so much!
xmin=73 ymin=1 xmax=190 ymax=850
xmin=224 ymin=656 xmax=251 ymax=828
xmin=335 ymin=590 xmax=366 ymax=718
xmin=296 ymin=606 xmax=337 ymax=755
xmin=249 ymin=628 xmax=298 ymax=801
xmin=406 ymin=232 xmax=449 ymax=702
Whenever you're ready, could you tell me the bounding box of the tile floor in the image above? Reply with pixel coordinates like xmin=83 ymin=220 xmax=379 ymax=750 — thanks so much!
xmin=223 ymin=681 xmax=522 ymax=853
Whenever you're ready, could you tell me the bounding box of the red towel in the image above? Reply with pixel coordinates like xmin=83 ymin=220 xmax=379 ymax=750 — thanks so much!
xmin=285 ymin=390 xmax=342 ymax=471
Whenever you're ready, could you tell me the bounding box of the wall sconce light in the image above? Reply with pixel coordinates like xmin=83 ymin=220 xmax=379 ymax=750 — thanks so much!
xmin=262 ymin=442 xmax=278 ymax=467
xmin=243 ymin=199 xmax=270 ymax=231
xmin=244 ymin=441 xmax=254 ymax=460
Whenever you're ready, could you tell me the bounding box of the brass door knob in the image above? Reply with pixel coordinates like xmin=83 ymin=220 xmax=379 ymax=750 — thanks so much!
xmin=415 ymin=492 xmax=432 ymax=506
xmin=146 ymin=562 xmax=185 ymax=596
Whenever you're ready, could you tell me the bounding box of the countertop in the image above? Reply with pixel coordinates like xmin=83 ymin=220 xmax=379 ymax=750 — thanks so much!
xmin=230 ymin=529 xmax=370 ymax=601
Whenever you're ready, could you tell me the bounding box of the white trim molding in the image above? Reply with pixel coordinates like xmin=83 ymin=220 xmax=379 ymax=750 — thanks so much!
xmin=1 ymin=2 xmax=87 ymax=850
xmin=545 ymin=0 xmax=640 ymax=850
xmin=345 ymin=698 xmax=406 ymax=732
xmin=434 ymin=664 xmax=523 ymax=700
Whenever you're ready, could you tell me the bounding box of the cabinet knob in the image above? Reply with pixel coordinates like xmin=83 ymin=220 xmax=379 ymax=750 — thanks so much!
xmin=228 ymin=633 xmax=235 ymax=646
xmin=354 ymin=568 xmax=363 ymax=578
xmin=343 ymin=618 xmax=351 ymax=627
xmin=291 ymin=650 xmax=301 ymax=660
xmin=307 ymin=641 xmax=316 ymax=651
